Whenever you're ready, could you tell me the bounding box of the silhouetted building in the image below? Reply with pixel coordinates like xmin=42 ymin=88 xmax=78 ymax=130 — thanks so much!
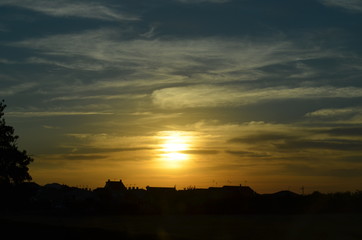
xmin=272 ymin=190 xmax=299 ymax=197
xmin=104 ymin=179 xmax=127 ymax=192
xmin=146 ymin=186 xmax=176 ymax=193
xmin=208 ymin=185 xmax=256 ymax=197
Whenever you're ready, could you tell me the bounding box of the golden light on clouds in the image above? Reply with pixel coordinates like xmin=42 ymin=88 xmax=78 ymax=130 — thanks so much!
xmin=3 ymin=0 xmax=362 ymax=193
xmin=157 ymin=131 xmax=193 ymax=169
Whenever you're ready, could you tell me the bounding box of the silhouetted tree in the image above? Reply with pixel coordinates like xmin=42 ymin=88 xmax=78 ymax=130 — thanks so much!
xmin=0 ymin=100 xmax=33 ymax=185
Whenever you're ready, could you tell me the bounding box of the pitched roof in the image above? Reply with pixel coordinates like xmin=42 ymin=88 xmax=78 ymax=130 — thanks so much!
xmin=104 ymin=179 xmax=127 ymax=191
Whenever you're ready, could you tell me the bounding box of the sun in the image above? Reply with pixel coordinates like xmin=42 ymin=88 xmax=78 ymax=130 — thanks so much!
xmin=158 ymin=131 xmax=192 ymax=168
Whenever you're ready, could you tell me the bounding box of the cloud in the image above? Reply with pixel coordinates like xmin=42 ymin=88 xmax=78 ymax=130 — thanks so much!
xmin=0 ymin=58 xmax=15 ymax=64
xmin=43 ymin=125 xmax=59 ymax=129
xmin=139 ymin=26 xmax=157 ymax=39
xmin=61 ymin=154 xmax=109 ymax=161
xmin=182 ymin=150 xmax=219 ymax=155
xmin=7 ymin=111 xmax=113 ymax=117
xmin=225 ymin=150 xmax=270 ymax=158
xmin=224 ymin=123 xmax=362 ymax=165
xmin=0 ymin=82 xmax=37 ymax=96
xmin=176 ymin=0 xmax=230 ymax=3
xmin=228 ymin=133 xmax=297 ymax=144
xmin=275 ymin=139 xmax=362 ymax=152
xmin=322 ymin=0 xmax=362 ymax=12
xmin=152 ymin=85 xmax=362 ymax=109
xmin=319 ymin=127 xmax=362 ymax=137
xmin=10 ymin=30 xmax=332 ymax=83
xmin=9 ymin=29 xmax=346 ymax=116
xmin=64 ymin=133 xmax=156 ymax=152
xmin=326 ymin=168 xmax=362 ymax=177
xmin=0 ymin=0 xmax=139 ymax=21
xmin=281 ymin=164 xmax=362 ymax=177
xmin=305 ymin=107 xmax=362 ymax=117
xmin=26 ymin=57 xmax=108 ymax=71
xmin=66 ymin=147 xmax=154 ymax=155
xmin=341 ymin=155 xmax=362 ymax=163
xmin=48 ymin=94 xmax=147 ymax=102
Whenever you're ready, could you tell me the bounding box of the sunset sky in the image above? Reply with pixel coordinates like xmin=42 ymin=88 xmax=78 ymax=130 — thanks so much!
xmin=1 ymin=0 xmax=362 ymax=193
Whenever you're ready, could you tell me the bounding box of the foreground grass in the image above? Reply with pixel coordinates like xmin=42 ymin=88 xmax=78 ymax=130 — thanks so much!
xmin=1 ymin=214 xmax=362 ymax=240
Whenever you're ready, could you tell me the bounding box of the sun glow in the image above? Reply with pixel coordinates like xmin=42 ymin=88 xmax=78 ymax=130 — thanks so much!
xmin=158 ymin=131 xmax=192 ymax=168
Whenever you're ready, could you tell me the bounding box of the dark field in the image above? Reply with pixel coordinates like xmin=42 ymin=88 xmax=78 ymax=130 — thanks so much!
xmin=1 ymin=214 xmax=362 ymax=240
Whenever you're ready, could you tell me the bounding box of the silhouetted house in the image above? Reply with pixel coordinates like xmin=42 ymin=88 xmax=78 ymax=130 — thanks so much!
xmin=144 ymin=186 xmax=177 ymax=213
xmin=146 ymin=186 xmax=176 ymax=193
xmin=256 ymin=190 xmax=303 ymax=214
xmin=223 ymin=185 xmax=256 ymax=196
xmin=104 ymin=179 xmax=127 ymax=192
xmin=261 ymin=190 xmax=300 ymax=199
xmin=208 ymin=185 xmax=256 ymax=197
xmin=272 ymin=190 xmax=299 ymax=198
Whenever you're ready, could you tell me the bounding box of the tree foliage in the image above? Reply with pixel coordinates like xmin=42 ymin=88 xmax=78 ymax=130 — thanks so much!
xmin=0 ymin=100 xmax=33 ymax=185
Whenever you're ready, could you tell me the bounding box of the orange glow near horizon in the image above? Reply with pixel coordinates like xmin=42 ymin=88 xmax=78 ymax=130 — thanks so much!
xmin=158 ymin=131 xmax=193 ymax=168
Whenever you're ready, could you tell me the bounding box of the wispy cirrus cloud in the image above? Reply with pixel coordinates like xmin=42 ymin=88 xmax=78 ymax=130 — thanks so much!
xmin=322 ymin=0 xmax=362 ymax=12
xmin=61 ymin=154 xmax=109 ymax=161
xmin=0 ymin=58 xmax=16 ymax=64
xmin=275 ymin=139 xmax=362 ymax=152
xmin=0 ymin=0 xmax=139 ymax=21
xmin=26 ymin=57 xmax=108 ymax=71
xmin=48 ymin=94 xmax=147 ymax=102
xmin=10 ymin=29 xmax=334 ymax=85
xmin=176 ymin=0 xmax=230 ymax=3
xmin=222 ymin=121 xmax=362 ymax=171
xmin=7 ymin=111 xmax=113 ymax=117
xmin=0 ymin=82 xmax=37 ymax=96
xmin=152 ymin=85 xmax=362 ymax=109
xmin=305 ymin=107 xmax=362 ymax=117
xmin=60 ymin=133 xmax=157 ymax=158
xmin=225 ymin=150 xmax=270 ymax=158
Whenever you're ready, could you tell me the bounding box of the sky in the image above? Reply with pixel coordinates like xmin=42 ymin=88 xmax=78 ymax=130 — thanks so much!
xmin=1 ymin=0 xmax=362 ymax=193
